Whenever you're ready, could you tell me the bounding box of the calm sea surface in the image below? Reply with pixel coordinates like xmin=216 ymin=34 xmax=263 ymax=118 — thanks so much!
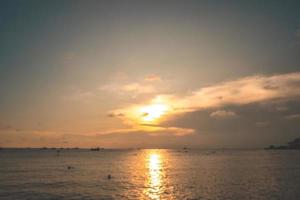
xmin=0 ymin=149 xmax=300 ymax=200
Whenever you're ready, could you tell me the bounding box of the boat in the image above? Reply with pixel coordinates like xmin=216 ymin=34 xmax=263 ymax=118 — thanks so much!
xmin=90 ymin=147 xmax=103 ymax=151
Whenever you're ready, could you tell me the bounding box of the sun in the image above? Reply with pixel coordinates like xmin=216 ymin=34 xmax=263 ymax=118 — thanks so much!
xmin=139 ymin=103 xmax=169 ymax=122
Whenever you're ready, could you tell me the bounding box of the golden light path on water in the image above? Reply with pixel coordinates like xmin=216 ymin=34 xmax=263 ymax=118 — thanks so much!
xmin=144 ymin=150 xmax=165 ymax=200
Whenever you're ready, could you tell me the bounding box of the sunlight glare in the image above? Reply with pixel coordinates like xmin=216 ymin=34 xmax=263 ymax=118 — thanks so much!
xmin=146 ymin=152 xmax=163 ymax=200
xmin=139 ymin=104 xmax=168 ymax=122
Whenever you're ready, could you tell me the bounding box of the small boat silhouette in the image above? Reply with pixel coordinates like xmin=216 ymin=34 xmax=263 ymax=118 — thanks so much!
xmin=90 ymin=147 xmax=102 ymax=151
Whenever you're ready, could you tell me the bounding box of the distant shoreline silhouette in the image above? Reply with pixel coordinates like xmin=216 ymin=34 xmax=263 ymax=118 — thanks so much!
xmin=265 ymin=138 xmax=300 ymax=150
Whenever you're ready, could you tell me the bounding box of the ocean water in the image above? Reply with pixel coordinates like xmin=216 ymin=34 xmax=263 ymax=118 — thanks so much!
xmin=0 ymin=149 xmax=300 ymax=200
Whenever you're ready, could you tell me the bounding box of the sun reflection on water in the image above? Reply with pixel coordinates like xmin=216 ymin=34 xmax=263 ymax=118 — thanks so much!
xmin=145 ymin=151 xmax=164 ymax=200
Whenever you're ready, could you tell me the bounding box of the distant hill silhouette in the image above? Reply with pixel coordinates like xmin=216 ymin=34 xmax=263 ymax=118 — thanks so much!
xmin=265 ymin=138 xmax=300 ymax=150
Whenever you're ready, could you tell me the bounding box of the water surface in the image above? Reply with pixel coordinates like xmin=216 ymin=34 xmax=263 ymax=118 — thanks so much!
xmin=0 ymin=149 xmax=299 ymax=200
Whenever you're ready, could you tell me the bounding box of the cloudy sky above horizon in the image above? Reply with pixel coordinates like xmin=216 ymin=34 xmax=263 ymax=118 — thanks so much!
xmin=0 ymin=0 xmax=300 ymax=148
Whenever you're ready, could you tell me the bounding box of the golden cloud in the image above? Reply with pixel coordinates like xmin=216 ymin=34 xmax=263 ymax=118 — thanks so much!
xmin=110 ymin=72 xmax=300 ymax=135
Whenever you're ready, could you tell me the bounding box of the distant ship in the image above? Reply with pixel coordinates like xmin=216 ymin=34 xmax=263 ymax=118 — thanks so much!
xmin=90 ymin=147 xmax=104 ymax=151
xmin=265 ymin=138 xmax=300 ymax=150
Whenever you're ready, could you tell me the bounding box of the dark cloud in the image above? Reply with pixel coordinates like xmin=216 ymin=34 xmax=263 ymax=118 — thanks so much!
xmin=107 ymin=113 xmax=125 ymax=118
xmin=163 ymin=100 xmax=300 ymax=147
xmin=107 ymin=113 xmax=115 ymax=118
xmin=284 ymin=114 xmax=300 ymax=120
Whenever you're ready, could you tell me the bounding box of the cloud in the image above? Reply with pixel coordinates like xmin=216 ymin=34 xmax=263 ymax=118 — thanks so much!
xmin=100 ymin=82 xmax=157 ymax=96
xmin=138 ymin=72 xmax=300 ymax=117
xmin=100 ymin=74 xmax=167 ymax=97
xmin=144 ymin=74 xmax=161 ymax=82
xmin=111 ymin=72 xmax=300 ymax=135
xmin=122 ymin=83 xmax=156 ymax=94
xmin=163 ymin=101 xmax=300 ymax=147
xmin=210 ymin=110 xmax=237 ymax=119
xmin=62 ymin=89 xmax=95 ymax=102
xmin=99 ymin=82 xmax=122 ymax=92
xmin=175 ymin=72 xmax=300 ymax=111
xmin=80 ymin=123 xmax=194 ymax=138
xmin=275 ymin=106 xmax=288 ymax=112
xmin=107 ymin=112 xmax=124 ymax=118
xmin=255 ymin=121 xmax=270 ymax=127
xmin=113 ymin=72 xmax=128 ymax=80
xmin=284 ymin=114 xmax=300 ymax=120
xmin=140 ymin=126 xmax=194 ymax=136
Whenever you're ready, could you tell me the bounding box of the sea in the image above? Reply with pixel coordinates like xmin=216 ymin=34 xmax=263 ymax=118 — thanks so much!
xmin=0 ymin=149 xmax=299 ymax=200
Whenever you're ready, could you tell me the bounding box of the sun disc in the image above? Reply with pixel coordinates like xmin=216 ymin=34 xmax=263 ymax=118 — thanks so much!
xmin=139 ymin=103 xmax=168 ymax=122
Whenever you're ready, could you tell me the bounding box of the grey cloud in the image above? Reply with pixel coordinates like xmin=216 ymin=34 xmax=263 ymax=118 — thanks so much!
xmin=163 ymin=100 xmax=300 ymax=147
xmin=284 ymin=114 xmax=300 ymax=120
xmin=210 ymin=110 xmax=237 ymax=119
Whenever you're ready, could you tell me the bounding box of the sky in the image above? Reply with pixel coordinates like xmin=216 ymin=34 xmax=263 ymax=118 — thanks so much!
xmin=0 ymin=0 xmax=300 ymax=148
